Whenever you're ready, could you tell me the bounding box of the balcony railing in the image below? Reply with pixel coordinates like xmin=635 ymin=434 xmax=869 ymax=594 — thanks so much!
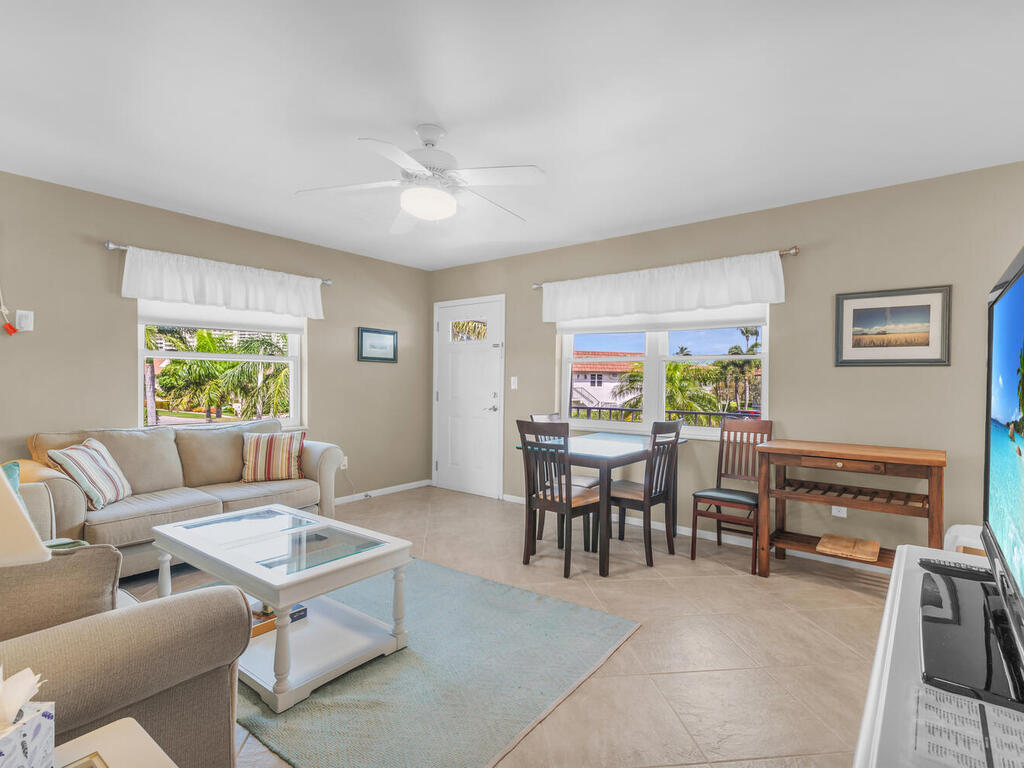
xmin=570 ymin=405 xmax=761 ymax=427
xmin=569 ymin=406 xmax=643 ymax=422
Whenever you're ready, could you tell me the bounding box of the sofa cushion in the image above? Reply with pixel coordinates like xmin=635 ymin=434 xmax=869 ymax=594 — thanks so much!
xmin=30 ymin=427 xmax=183 ymax=494
xmin=196 ymin=479 xmax=319 ymax=513
xmin=84 ymin=487 xmax=222 ymax=548
xmin=3 ymin=461 xmax=23 ymax=508
xmin=242 ymin=431 xmax=305 ymax=482
xmin=47 ymin=438 xmax=133 ymax=510
xmin=174 ymin=419 xmax=282 ymax=488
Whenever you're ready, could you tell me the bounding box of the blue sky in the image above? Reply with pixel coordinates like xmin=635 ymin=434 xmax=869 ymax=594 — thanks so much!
xmin=852 ymin=305 xmax=930 ymax=336
xmin=573 ymin=327 xmax=760 ymax=355
xmin=992 ymin=275 xmax=1024 ymax=424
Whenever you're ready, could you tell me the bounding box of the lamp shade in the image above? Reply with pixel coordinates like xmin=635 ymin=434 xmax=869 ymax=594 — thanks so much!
xmin=0 ymin=471 xmax=50 ymax=566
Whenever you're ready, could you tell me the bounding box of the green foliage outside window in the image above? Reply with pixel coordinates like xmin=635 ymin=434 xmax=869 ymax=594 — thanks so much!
xmin=143 ymin=326 xmax=291 ymax=425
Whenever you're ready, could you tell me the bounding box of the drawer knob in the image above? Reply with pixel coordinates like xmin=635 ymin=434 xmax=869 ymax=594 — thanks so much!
xmin=835 ymin=461 xmax=844 ymax=468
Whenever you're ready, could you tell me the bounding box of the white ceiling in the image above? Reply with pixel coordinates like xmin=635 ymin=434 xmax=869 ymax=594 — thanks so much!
xmin=2 ymin=1 xmax=1023 ymax=270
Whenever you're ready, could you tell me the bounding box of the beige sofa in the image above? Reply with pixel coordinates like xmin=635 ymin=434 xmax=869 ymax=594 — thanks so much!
xmin=0 ymin=544 xmax=250 ymax=768
xmin=17 ymin=419 xmax=345 ymax=576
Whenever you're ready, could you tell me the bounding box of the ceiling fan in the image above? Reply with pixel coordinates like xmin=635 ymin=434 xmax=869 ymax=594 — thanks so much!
xmin=296 ymin=123 xmax=544 ymax=225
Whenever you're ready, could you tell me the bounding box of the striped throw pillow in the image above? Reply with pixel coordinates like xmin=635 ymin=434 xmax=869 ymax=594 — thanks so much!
xmin=48 ymin=438 xmax=132 ymax=510
xmin=242 ymin=431 xmax=306 ymax=482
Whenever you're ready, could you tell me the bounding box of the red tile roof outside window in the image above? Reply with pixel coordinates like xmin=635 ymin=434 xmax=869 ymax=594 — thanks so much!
xmin=570 ymin=350 xmax=643 ymax=373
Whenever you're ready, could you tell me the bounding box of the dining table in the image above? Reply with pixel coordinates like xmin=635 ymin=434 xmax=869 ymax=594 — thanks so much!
xmin=558 ymin=431 xmax=688 ymax=577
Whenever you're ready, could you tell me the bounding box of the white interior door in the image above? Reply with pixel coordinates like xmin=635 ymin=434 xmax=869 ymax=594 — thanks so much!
xmin=433 ymin=295 xmax=505 ymax=498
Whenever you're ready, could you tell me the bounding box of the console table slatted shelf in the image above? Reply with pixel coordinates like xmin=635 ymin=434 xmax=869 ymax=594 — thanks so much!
xmin=769 ymin=530 xmax=898 ymax=569
xmin=755 ymin=440 xmax=946 ymax=577
xmin=773 ymin=479 xmax=930 ymax=518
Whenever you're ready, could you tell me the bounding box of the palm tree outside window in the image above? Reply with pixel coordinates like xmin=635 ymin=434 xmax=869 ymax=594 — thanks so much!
xmin=141 ymin=324 xmax=300 ymax=426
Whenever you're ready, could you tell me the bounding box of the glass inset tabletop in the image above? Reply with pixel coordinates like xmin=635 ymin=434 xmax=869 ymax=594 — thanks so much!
xmin=224 ymin=526 xmax=385 ymax=575
xmin=181 ymin=507 xmax=315 ymax=546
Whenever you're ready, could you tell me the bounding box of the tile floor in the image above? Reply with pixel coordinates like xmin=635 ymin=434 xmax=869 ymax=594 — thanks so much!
xmin=122 ymin=486 xmax=888 ymax=767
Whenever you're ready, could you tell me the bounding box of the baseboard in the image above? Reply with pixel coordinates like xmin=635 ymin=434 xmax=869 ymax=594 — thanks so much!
xmin=498 ymin=494 xmax=889 ymax=576
xmin=335 ymin=479 xmax=432 ymax=506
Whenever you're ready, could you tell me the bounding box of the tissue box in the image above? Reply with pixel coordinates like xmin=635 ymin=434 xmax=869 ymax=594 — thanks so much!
xmin=0 ymin=702 xmax=54 ymax=768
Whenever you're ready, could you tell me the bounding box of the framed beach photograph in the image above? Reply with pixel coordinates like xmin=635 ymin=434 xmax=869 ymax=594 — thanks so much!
xmin=357 ymin=327 xmax=398 ymax=363
xmin=835 ymin=285 xmax=951 ymax=366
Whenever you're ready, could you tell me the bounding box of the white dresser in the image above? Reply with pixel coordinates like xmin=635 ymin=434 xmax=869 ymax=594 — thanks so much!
xmin=854 ymin=544 xmax=1018 ymax=766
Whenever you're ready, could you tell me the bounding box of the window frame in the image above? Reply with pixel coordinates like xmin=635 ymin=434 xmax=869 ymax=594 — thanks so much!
xmin=560 ymin=321 xmax=769 ymax=440
xmin=137 ymin=324 xmax=303 ymax=428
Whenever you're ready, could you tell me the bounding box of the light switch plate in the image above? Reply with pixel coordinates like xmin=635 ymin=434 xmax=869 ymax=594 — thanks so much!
xmin=510 ymin=376 xmax=518 ymax=390
xmin=15 ymin=309 xmax=33 ymax=331
xmin=831 ymin=505 xmax=847 ymax=518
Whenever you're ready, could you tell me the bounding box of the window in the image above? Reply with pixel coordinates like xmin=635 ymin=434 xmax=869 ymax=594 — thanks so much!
xmin=451 ymin=320 xmax=487 ymax=342
xmin=562 ymin=323 xmax=767 ymax=437
xmin=139 ymin=323 xmax=301 ymax=427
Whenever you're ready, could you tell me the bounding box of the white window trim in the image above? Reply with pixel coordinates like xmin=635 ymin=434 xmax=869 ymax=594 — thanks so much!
xmin=560 ymin=321 xmax=769 ymax=440
xmin=137 ymin=325 xmax=302 ymax=428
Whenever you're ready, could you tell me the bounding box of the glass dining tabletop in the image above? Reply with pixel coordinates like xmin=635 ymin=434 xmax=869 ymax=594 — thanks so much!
xmin=515 ymin=430 xmax=688 ymax=459
xmin=567 ymin=431 xmax=686 ymax=459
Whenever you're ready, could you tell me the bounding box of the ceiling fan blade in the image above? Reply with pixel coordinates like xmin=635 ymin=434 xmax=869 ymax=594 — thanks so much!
xmin=295 ymin=180 xmax=402 ymax=195
xmin=450 ymin=165 xmax=544 ymax=187
xmin=463 ymin=188 xmax=526 ymax=222
xmin=358 ymin=138 xmax=431 ymax=176
xmin=388 ymin=208 xmax=417 ymax=235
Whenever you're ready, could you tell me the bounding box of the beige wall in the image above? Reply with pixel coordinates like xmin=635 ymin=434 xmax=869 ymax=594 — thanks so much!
xmin=429 ymin=161 xmax=1024 ymax=546
xmin=0 ymin=171 xmax=432 ymax=493
xmin=6 ymin=160 xmax=1024 ymax=544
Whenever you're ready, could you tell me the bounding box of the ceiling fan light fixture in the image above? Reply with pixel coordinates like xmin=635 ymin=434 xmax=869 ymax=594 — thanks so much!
xmin=400 ymin=186 xmax=456 ymax=221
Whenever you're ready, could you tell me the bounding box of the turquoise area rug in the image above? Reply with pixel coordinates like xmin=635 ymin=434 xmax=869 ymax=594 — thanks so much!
xmin=237 ymin=559 xmax=638 ymax=768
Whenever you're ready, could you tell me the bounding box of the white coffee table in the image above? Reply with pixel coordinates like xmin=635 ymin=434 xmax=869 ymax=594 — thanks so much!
xmin=152 ymin=504 xmax=412 ymax=712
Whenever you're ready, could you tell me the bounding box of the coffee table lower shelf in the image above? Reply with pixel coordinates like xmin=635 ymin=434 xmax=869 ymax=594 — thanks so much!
xmin=771 ymin=530 xmax=896 ymax=569
xmin=239 ymin=595 xmax=407 ymax=713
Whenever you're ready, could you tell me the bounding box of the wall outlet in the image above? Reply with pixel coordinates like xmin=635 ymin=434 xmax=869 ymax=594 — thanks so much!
xmin=831 ymin=505 xmax=848 ymax=518
xmin=510 ymin=376 xmax=518 ymax=390
xmin=339 ymin=455 xmax=348 ymax=471
xmin=15 ymin=310 xmax=33 ymax=331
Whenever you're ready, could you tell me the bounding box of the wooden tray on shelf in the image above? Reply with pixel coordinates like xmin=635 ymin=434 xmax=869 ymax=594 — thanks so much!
xmin=815 ymin=533 xmax=881 ymax=562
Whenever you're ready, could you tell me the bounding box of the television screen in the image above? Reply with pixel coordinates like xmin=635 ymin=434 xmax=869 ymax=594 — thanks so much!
xmin=988 ymin=265 xmax=1024 ymax=606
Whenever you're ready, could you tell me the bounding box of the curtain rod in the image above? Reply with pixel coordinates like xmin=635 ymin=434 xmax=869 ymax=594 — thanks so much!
xmin=529 ymin=245 xmax=799 ymax=290
xmin=103 ymin=240 xmax=333 ymax=287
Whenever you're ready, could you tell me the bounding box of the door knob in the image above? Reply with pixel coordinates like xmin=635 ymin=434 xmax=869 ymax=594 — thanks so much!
xmin=483 ymin=405 xmax=498 ymax=412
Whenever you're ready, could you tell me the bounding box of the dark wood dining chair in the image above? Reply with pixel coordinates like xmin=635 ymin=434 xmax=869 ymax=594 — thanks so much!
xmin=529 ymin=412 xmax=599 ymax=542
xmin=690 ymin=417 xmax=774 ymax=574
xmin=606 ymin=421 xmax=683 ymax=567
xmin=517 ymin=419 xmax=601 ymax=578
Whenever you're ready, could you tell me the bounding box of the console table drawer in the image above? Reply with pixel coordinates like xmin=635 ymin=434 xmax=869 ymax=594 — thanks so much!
xmin=800 ymin=456 xmax=885 ymax=474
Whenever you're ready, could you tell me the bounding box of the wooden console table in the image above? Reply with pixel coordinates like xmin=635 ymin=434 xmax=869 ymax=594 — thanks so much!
xmin=755 ymin=440 xmax=946 ymax=577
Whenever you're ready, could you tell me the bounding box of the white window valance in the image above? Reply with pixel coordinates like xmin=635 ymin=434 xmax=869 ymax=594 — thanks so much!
xmin=541 ymin=250 xmax=784 ymax=327
xmin=121 ymin=247 xmax=324 ymax=320
xmin=555 ymin=303 xmax=769 ymax=335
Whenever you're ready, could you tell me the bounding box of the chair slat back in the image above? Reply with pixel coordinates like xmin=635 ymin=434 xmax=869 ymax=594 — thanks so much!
xmin=716 ymin=417 xmax=773 ymax=484
xmin=645 ymin=421 xmax=683 ymax=500
xmin=517 ymin=419 xmax=572 ymax=512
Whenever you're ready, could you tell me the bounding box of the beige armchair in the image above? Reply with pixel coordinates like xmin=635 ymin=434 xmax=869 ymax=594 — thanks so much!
xmin=0 ymin=545 xmax=251 ymax=768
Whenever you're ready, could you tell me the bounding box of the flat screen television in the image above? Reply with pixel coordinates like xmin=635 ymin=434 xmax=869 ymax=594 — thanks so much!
xmin=983 ymin=246 xmax=1024 ymax=693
